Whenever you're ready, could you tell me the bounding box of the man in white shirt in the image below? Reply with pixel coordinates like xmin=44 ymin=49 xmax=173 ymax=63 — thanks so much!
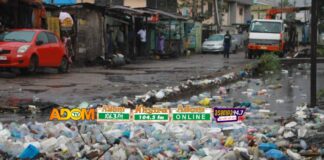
xmin=137 ymin=27 xmax=147 ymax=56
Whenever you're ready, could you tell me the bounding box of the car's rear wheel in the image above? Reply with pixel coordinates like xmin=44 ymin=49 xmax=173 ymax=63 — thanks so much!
xmin=58 ymin=57 xmax=69 ymax=73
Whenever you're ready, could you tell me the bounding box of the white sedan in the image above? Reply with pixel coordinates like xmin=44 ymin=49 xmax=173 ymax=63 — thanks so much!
xmin=202 ymin=34 xmax=239 ymax=54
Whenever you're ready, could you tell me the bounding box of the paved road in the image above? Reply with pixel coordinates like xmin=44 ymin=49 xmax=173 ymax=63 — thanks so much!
xmin=0 ymin=52 xmax=252 ymax=106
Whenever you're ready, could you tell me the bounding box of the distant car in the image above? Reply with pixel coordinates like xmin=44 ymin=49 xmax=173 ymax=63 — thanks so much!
xmin=0 ymin=29 xmax=70 ymax=73
xmin=202 ymin=34 xmax=239 ymax=54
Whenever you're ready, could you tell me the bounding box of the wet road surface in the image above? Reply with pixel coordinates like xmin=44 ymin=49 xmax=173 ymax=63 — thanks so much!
xmin=0 ymin=52 xmax=250 ymax=106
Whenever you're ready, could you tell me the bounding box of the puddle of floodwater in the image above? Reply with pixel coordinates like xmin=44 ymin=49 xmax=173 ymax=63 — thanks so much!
xmin=105 ymin=75 xmax=126 ymax=82
xmin=2 ymin=64 xmax=324 ymax=124
xmin=23 ymin=89 xmax=48 ymax=94
xmin=46 ymin=84 xmax=77 ymax=88
xmin=219 ymin=66 xmax=324 ymax=122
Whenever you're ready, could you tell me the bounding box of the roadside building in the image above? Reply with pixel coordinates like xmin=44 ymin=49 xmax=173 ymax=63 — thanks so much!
xmin=222 ymin=0 xmax=253 ymax=26
xmin=125 ymin=0 xmax=199 ymax=55
xmin=43 ymin=0 xmax=128 ymax=65
xmin=0 ymin=0 xmax=46 ymax=29
xmin=251 ymin=0 xmax=276 ymax=19
xmin=124 ymin=0 xmax=146 ymax=8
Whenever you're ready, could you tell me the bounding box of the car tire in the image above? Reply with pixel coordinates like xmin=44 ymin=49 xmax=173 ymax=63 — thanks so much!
xmin=21 ymin=55 xmax=38 ymax=74
xmin=58 ymin=57 xmax=69 ymax=73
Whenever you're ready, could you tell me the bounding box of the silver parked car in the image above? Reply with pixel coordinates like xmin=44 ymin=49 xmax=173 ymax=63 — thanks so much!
xmin=202 ymin=34 xmax=239 ymax=54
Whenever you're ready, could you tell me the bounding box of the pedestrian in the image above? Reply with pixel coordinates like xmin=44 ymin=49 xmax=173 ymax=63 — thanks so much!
xmin=137 ymin=26 xmax=147 ymax=56
xmin=158 ymin=32 xmax=165 ymax=54
xmin=116 ymin=26 xmax=125 ymax=53
xmin=223 ymin=30 xmax=232 ymax=59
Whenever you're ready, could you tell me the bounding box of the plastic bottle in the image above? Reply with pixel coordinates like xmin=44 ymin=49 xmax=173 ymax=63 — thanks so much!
xmin=300 ymin=140 xmax=308 ymax=150
xmin=0 ymin=129 xmax=11 ymax=141
xmin=258 ymin=143 xmax=278 ymax=152
xmin=224 ymin=136 xmax=235 ymax=147
xmin=41 ymin=137 xmax=57 ymax=153
xmin=287 ymin=149 xmax=301 ymax=160
xmin=265 ymin=149 xmax=287 ymax=160
xmin=19 ymin=144 xmax=39 ymax=159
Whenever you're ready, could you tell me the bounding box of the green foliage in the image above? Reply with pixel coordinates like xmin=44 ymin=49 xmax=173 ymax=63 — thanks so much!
xmin=318 ymin=47 xmax=324 ymax=57
xmin=318 ymin=89 xmax=324 ymax=100
xmin=258 ymin=54 xmax=281 ymax=73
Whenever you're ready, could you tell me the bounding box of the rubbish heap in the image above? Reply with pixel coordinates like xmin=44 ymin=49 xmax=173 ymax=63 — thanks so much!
xmin=0 ymin=102 xmax=323 ymax=159
xmin=1 ymin=64 xmax=323 ymax=159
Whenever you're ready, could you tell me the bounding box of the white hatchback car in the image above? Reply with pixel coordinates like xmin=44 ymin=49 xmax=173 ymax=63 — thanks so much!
xmin=202 ymin=34 xmax=239 ymax=54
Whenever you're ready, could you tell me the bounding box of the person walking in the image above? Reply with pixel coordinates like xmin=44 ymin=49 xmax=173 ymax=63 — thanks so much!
xmin=137 ymin=26 xmax=147 ymax=56
xmin=223 ymin=31 xmax=232 ymax=59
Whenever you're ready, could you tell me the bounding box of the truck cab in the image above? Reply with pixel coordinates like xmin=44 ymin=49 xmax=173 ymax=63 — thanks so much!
xmin=247 ymin=19 xmax=286 ymax=58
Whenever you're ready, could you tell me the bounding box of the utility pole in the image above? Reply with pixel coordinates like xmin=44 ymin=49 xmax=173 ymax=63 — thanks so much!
xmin=310 ymin=0 xmax=318 ymax=107
xmin=214 ymin=0 xmax=220 ymax=33
xmin=281 ymin=0 xmax=283 ymax=19
xmin=193 ymin=0 xmax=197 ymax=20
xmin=201 ymin=0 xmax=204 ymax=16
xmin=304 ymin=0 xmax=307 ymax=22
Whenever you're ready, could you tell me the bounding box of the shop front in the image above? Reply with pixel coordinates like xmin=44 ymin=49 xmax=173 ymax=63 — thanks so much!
xmin=138 ymin=8 xmax=188 ymax=58
xmin=0 ymin=0 xmax=46 ymax=30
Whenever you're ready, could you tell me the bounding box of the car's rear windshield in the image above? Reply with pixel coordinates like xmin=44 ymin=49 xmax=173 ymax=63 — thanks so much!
xmin=207 ymin=35 xmax=224 ymax=41
xmin=0 ymin=31 xmax=35 ymax=42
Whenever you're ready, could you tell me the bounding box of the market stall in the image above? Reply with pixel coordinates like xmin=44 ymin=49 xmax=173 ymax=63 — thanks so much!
xmin=138 ymin=8 xmax=188 ymax=58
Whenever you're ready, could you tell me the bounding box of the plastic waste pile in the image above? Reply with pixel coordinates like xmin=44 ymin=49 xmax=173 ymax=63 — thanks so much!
xmin=134 ymin=72 xmax=245 ymax=105
xmin=1 ymin=65 xmax=323 ymax=159
xmin=1 ymin=97 xmax=324 ymax=160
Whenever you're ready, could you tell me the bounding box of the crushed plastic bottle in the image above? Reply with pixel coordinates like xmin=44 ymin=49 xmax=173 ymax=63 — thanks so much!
xmin=198 ymin=98 xmax=210 ymax=106
xmin=287 ymin=149 xmax=301 ymax=160
xmin=40 ymin=137 xmax=57 ymax=153
xmin=19 ymin=144 xmax=40 ymax=159
xmin=265 ymin=149 xmax=287 ymax=160
xmin=259 ymin=143 xmax=278 ymax=152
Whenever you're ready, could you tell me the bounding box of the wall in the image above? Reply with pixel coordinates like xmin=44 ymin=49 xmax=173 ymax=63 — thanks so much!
xmin=77 ymin=9 xmax=104 ymax=63
xmin=147 ymin=0 xmax=178 ymax=13
xmin=124 ymin=0 xmax=146 ymax=8
xmin=236 ymin=3 xmax=244 ymax=24
xmin=244 ymin=5 xmax=251 ymax=22
xmin=225 ymin=0 xmax=252 ymax=25
xmin=251 ymin=4 xmax=271 ymax=19
xmin=62 ymin=8 xmax=104 ymax=64
xmin=229 ymin=2 xmax=236 ymax=25
xmin=222 ymin=12 xmax=229 ymax=26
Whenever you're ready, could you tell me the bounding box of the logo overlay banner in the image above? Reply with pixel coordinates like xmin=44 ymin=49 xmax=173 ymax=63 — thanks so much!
xmin=213 ymin=107 xmax=246 ymax=123
xmin=132 ymin=105 xmax=170 ymax=122
xmin=171 ymin=105 xmax=211 ymax=122
xmin=97 ymin=105 xmax=131 ymax=122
